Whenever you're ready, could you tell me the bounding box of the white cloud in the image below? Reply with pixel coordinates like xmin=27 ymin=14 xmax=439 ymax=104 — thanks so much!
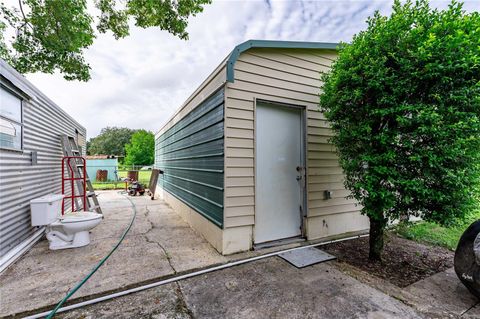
xmin=5 ymin=0 xmax=477 ymax=138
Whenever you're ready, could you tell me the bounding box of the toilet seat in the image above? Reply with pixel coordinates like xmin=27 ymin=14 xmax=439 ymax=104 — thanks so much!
xmin=60 ymin=212 xmax=102 ymax=223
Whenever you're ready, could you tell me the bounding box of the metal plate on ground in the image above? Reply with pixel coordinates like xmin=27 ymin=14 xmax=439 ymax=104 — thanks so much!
xmin=278 ymin=247 xmax=336 ymax=268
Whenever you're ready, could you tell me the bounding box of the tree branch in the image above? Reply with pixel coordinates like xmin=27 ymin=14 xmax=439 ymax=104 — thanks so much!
xmin=18 ymin=0 xmax=33 ymax=30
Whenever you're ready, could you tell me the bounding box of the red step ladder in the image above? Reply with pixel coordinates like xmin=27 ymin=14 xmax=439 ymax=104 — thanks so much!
xmin=60 ymin=135 xmax=102 ymax=214
xmin=62 ymin=156 xmax=87 ymax=214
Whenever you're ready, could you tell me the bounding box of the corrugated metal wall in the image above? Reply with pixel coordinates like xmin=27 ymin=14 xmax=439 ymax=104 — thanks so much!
xmin=155 ymin=89 xmax=225 ymax=227
xmin=0 ymin=61 xmax=86 ymax=259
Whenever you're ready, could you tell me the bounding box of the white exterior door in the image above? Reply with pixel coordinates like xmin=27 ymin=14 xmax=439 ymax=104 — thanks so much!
xmin=255 ymin=102 xmax=304 ymax=244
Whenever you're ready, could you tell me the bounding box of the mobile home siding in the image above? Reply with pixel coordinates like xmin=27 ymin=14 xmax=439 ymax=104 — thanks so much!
xmin=0 ymin=61 xmax=85 ymax=264
xmin=224 ymin=47 xmax=369 ymax=241
xmin=155 ymin=89 xmax=225 ymax=227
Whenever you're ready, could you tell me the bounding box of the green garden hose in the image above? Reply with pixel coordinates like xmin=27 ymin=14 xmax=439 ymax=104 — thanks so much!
xmin=46 ymin=192 xmax=137 ymax=318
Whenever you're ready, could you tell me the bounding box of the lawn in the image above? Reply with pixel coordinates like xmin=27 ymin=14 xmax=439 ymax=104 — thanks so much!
xmin=91 ymin=170 xmax=152 ymax=190
xmin=394 ymin=210 xmax=480 ymax=251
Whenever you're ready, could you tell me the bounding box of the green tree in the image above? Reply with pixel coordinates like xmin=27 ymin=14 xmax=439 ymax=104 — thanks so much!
xmin=124 ymin=130 xmax=154 ymax=165
xmin=320 ymin=0 xmax=480 ymax=261
xmin=87 ymin=127 xmax=135 ymax=157
xmin=0 ymin=0 xmax=211 ymax=81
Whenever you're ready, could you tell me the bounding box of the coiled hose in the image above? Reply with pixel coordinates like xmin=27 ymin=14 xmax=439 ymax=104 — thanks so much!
xmin=46 ymin=192 xmax=137 ymax=318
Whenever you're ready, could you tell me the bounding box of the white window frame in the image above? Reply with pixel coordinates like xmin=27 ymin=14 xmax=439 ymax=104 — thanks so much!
xmin=0 ymin=85 xmax=24 ymax=152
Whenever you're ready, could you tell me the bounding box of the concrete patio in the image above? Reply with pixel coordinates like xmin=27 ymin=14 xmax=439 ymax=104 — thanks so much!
xmin=0 ymin=191 xmax=229 ymax=317
xmin=1 ymin=190 xmax=478 ymax=318
xmin=55 ymin=257 xmax=480 ymax=319
xmin=59 ymin=257 xmax=423 ymax=319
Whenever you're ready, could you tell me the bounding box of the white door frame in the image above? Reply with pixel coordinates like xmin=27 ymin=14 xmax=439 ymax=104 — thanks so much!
xmin=253 ymin=98 xmax=308 ymax=243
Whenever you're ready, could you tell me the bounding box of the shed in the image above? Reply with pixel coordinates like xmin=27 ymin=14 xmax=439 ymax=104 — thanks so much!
xmin=86 ymin=155 xmax=119 ymax=182
xmin=155 ymin=40 xmax=369 ymax=255
xmin=0 ymin=60 xmax=86 ymax=271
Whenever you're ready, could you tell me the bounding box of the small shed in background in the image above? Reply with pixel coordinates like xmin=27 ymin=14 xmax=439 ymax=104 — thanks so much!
xmin=86 ymin=155 xmax=118 ymax=182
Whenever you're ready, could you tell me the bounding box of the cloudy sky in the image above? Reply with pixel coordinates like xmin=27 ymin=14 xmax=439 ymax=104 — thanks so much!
xmin=12 ymin=0 xmax=479 ymax=138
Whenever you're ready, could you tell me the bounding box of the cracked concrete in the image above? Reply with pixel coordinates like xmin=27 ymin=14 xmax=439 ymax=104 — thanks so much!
xmin=56 ymin=257 xmax=479 ymax=319
xmin=402 ymin=268 xmax=480 ymax=318
xmin=330 ymin=260 xmax=480 ymax=318
xmin=58 ymin=282 xmax=193 ymax=319
xmin=0 ymin=190 xmax=473 ymax=318
xmin=0 ymin=191 xmax=226 ymax=318
xmin=56 ymin=257 xmax=424 ymax=319
xmin=142 ymin=206 xmax=177 ymax=275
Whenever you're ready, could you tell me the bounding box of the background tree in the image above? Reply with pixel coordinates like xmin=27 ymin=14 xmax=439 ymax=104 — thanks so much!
xmin=124 ymin=130 xmax=154 ymax=166
xmin=320 ymin=0 xmax=480 ymax=261
xmin=0 ymin=0 xmax=211 ymax=81
xmin=87 ymin=127 xmax=136 ymax=157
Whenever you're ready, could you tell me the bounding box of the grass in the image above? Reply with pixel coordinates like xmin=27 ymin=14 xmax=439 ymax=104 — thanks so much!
xmin=394 ymin=210 xmax=480 ymax=250
xmin=91 ymin=170 xmax=152 ymax=190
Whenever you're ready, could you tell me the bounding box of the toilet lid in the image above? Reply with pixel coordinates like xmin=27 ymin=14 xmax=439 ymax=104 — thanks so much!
xmin=60 ymin=212 xmax=102 ymax=223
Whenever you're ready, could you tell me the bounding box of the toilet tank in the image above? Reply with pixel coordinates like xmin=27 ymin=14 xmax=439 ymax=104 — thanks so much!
xmin=30 ymin=194 xmax=65 ymax=226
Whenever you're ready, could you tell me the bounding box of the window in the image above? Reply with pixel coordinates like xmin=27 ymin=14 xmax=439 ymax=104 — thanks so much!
xmin=0 ymin=87 xmax=23 ymax=150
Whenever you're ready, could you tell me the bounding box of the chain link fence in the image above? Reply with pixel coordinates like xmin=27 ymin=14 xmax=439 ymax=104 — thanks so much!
xmin=87 ymin=163 xmax=153 ymax=190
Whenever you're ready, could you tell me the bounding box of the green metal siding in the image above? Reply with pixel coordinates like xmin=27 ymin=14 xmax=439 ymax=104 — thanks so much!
xmin=155 ymin=89 xmax=224 ymax=227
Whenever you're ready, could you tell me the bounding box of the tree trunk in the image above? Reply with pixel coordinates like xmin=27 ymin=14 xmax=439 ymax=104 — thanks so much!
xmin=369 ymin=216 xmax=386 ymax=261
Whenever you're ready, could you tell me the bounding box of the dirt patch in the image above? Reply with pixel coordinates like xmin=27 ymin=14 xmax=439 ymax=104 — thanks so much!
xmin=322 ymin=234 xmax=453 ymax=287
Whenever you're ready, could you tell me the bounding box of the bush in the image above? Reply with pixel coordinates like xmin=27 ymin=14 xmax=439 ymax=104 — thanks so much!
xmin=320 ymin=0 xmax=480 ymax=260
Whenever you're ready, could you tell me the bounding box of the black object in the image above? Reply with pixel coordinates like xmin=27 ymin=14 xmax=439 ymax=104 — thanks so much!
xmin=454 ymin=219 xmax=480 ymax=299
xmin=324 ymin=190 xmax=333 ymax=200
xmin=146 ymin=169 xmax=162 ymax=200
xmin=127 ymin=181 xmax=145 ymax=196
xmin=31 ymin=151 xmax=37 ymax=165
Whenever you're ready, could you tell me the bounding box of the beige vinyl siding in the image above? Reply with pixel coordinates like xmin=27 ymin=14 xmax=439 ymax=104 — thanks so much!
xmin=224 ymin=47 xmax=368 ymax=241
xmin=223 ymin=96 xmax=255 ymax=226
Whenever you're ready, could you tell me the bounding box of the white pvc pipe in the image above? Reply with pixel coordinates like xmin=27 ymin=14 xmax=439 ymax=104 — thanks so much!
xmin=24 ymin=234 xmax=368 ymax=319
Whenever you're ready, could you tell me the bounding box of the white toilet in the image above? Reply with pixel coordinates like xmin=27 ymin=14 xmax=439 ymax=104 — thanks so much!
xmin=30 ymin=194 xmax=102 ymax=250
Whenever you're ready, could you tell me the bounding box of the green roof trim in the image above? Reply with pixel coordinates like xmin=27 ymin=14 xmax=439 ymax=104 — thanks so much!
xmin=226 ymin=40 xmax=339 ymax=83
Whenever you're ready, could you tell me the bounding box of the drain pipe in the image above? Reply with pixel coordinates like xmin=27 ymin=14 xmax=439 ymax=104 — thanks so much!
xmin=25 ymin=233 xmax=368 ymax=319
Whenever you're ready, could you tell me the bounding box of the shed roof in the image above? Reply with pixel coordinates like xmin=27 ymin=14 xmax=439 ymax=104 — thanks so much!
xmin=156 ymin=40 xmax=339 ymax=136
xmin=226 ymin=40 xmax=339 ymax=82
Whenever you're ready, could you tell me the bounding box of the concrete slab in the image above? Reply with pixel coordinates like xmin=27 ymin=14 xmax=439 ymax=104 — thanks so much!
xmin=331 ymin=260 xmax=480 ymax=318
xmin=49 ymin=257 xmax=422 ymax=319
xmin=57 ymin=283 xmax=192 ymax=319
xmin=0 ymin=191 xmax=226 ymax=318
xmin=0 ymin=190 xmax=450 ymax=318
xmin=179 ymin=257 xmax=423 ymax=319
xmin=402 ymin=267 xmax=479 ymax=318
xmin=462 ymin=302 xmax=480 ymax=318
